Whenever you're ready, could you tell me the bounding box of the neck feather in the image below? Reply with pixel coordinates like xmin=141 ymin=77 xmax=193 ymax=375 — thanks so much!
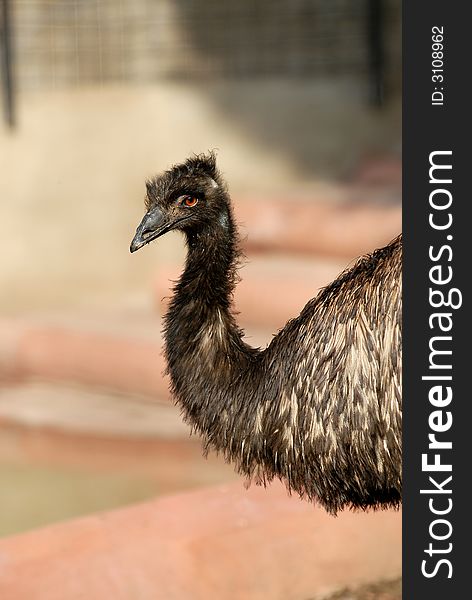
xmin=163 ymin=204 xmax=256 ymax=412
xmin=178 ymin=208 xmax=239 ymax=310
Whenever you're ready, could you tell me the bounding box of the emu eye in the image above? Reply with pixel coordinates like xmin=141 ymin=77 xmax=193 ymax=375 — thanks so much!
xmin=181 ymin=196 xmax=198 ymax=208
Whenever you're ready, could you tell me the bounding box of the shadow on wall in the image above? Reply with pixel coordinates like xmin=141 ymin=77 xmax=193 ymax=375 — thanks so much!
xmin=169 ymin=0 xmax=402 ymax=178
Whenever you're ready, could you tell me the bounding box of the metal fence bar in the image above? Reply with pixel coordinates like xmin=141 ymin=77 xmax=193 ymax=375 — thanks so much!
xmin=1 ymin=0 xmax=15 ymax=128
xmin=367 ymin=0 xmax=385 ymax=106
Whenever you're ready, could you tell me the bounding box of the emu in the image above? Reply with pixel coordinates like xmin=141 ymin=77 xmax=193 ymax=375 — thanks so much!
xmin=130 ymin=153 xmax=402 ymax=514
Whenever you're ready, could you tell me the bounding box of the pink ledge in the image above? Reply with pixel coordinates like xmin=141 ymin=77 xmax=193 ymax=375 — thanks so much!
xmin=234 ymin=197 xmax=401 ymax=258
xmin=0 ymin=481 xmax=401 ymax=600
xmin=0 ymin=320 xmax=167 ymax=398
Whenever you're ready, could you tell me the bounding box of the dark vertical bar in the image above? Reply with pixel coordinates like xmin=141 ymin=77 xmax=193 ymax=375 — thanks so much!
xmin=1 ymin=0 xmax=15 ymax=129
xmin=367 ymin=0 xmax=384 ymax=106
xmin=404 ymin=1 xmax=468 ymax=597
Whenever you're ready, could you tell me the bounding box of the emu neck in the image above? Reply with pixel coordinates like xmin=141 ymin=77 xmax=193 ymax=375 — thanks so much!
xmin=164 ymin=207 xmax=249 ymax=387
xmin=181 ymin=210 xmax=238 ymax=310
xmin=163 ymin=205 xmax=255 ymax=447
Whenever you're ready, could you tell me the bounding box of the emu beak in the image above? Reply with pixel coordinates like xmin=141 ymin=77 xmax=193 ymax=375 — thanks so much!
xmin=130 ymin=206 xmax=169 ymax=253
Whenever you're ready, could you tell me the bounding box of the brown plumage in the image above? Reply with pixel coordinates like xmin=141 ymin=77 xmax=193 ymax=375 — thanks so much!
xmin=130 ymin=153 xmax=402 ymax=514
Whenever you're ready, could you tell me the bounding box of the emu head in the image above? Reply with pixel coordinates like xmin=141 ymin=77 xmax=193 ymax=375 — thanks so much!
xmin=130 ymin=153 xmax=228 ymax=253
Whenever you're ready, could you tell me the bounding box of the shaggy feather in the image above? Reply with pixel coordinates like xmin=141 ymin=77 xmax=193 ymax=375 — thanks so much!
xmin=132 ymin=153 xmax=402 ymax=514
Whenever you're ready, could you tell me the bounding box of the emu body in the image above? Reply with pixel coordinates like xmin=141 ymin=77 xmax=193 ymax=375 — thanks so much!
xmin=131 ymin=154 xmax=402 ymax=514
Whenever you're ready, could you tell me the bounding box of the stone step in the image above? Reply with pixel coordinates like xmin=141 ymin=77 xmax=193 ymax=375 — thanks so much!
xmin=0 ymin=393 xmax=238 ymax=537
xmin=0 ymin=480 xmax=401 ymax=600
xmin=0 ymin=317 xmax=168 ymax=399
xmin=234 ymin=195 xmax=401 ymax=257
xmin=0 ymin=382 xmax=188 ymax=439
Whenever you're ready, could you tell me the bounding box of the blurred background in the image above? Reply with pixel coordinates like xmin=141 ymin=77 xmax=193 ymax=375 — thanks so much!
xmin=0 ymin=1 xmax=401 ymax=597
